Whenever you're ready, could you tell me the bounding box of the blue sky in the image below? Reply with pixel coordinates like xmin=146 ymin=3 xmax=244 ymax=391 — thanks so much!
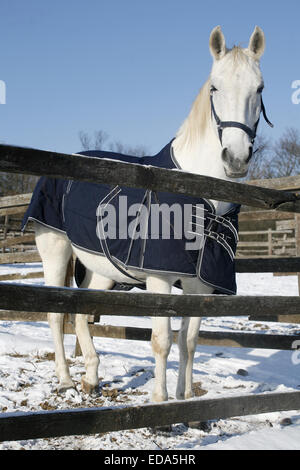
xmin=0 ymin=0 xmax=299 ymax=155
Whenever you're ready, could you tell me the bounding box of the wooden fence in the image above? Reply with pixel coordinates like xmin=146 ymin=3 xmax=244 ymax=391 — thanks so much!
xmin=0 ymin=192 xmax=39 ymax=264
xmin=237 ymin=209 xmax=299 ymax=258
xmin=1 ymin=144 xmax=300 ymax=442
xmin=237 ymin=227 xmax=296 ymax=258
xmin=236 ymin=175 xmax=300 ymax=258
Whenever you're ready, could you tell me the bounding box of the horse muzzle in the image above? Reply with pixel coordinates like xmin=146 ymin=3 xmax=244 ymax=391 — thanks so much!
xmin=224 ymin=168 xmax=248 ymax=178
xmin=221 ymin=147 xmax=251 ymax=179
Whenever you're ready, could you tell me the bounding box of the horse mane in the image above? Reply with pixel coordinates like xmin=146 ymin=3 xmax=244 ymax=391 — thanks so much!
xmin=173 ymin=79 xmax=211 ymax=152
xmin=173 ymin=46 xmax=250 ymax=153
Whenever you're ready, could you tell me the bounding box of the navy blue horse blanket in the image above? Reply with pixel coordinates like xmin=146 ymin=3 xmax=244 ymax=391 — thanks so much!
xmin=22 ymin=141 xmax=240 ymax=294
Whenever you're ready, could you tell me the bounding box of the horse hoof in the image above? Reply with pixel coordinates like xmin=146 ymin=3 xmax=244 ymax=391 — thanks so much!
xmin=81 ymin=377 xmax=99 ymax=395
xmin=57 ymin=383 xmax=76 ymax=394
xmin=187 ymin=420 xmax=212 ymax=432
xmin=150 ymin=425 xmax=173 ymax=435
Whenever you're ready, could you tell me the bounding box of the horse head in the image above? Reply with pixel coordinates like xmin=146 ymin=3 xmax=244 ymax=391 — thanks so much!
xmin=209 ymin=26 xmax=272 ymax=178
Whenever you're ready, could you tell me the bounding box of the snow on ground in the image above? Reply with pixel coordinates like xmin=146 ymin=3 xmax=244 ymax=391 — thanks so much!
xmin=0 ymin=263 xmax=300 ymax=450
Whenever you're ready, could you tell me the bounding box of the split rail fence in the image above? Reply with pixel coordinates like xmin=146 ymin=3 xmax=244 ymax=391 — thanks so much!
xmin=1 ymin=144 xmax=300 ymax=442
xmin=0 ymin=193 xmax=39 ymax=264
xmin=237 ymin=175 xmax=300 ymax=259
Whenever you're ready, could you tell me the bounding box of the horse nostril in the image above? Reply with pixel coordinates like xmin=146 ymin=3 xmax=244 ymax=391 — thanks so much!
xmin=221 ymin=147 xmax=229 ymax=163
xmin=246 ymin=146 xmax=253 ymax=164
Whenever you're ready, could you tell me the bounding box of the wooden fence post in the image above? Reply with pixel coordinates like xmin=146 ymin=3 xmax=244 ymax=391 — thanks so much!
xmin=268 ymin=228 xmax=273 ymax=256
xmin=272 ymin=214 xmax=300 ymax=324
xmin=1 ymin=215 xmax=9 ymax=252
xmin=295 ymin=214 xmax=300 ymax=294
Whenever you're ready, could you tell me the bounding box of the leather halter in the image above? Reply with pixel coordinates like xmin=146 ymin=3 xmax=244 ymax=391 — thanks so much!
xmin=210 ymin=91 xmax=274 ymax=146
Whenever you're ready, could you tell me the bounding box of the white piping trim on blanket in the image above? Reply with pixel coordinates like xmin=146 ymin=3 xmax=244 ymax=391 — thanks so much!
xmin=22 ymin=217 xmax=67 ymax=235
xmin=139 ymin=190 xmax=152 ymax=269
xmin=70 ymin=241 xmax=195 ymax=279
xmin=62 ymin=180 xmax=74 ymax=223
xmin=124 ymin=189 xmax=149 ymax=267
xmin=196 ymin=233 xmax=236 ymax=295
xmin=170 ymin=144 xmax=182 ymax=170
xmin=96 ymin=185 xmax=143 ymax=283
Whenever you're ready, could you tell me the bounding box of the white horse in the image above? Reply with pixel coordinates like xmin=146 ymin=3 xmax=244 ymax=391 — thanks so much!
xmin=34 ymin=26 xmax=268 ymax=402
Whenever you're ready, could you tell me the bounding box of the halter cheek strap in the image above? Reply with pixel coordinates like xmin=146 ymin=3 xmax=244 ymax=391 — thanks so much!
xmin=210 ymin=92 xmax=274 ymax=146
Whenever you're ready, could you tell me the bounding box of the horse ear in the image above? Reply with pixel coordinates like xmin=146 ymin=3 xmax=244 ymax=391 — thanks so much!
xmin=209 ymin=26 xmax=226 ymax=60
xmin=248 ymin=26 xmax=265 ymax=60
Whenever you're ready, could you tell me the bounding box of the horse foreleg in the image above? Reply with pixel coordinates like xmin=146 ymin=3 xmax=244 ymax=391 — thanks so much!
xmin=176 ymin=280 xmax=213 ymax=400
xmin=176 ymin=316 xmax=202 ymax=400
xmin=147 ymin=275 xmax=173 ymax=403
xmin=75 ymin=270 xmax=114 ymax=394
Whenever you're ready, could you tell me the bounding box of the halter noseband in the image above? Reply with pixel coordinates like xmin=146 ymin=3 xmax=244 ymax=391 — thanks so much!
xmin=210 ymin=91 xmax=274 ymax=146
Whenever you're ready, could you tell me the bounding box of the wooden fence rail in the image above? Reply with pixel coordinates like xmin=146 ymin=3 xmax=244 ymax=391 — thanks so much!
xmin=1 ymin=144 xmax=300 ymax=212
xmin=0 ymin=255 xmax=300 ymax=274
xmin=1 ymin=282 xmax=300 ymax=318
xmin=0 ymin=193 xmax=32 ymax=209
xmin=0 ymin=251 xmax=41 ymax=264
xmin=1 ymin=390 xmax=300 ymax=442
xmin=0 ymin=234 xmax=35 ymax=249
xmin=63 ymin=323 xmax=300 ymax=351
xmin=0 ymin=311 xmax=299 ymax=350
xmin=1 ymin=255 xmax=300 ymax=273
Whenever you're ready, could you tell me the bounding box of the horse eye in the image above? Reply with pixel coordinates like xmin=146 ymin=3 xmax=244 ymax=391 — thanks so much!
xmin=257 ymin=86 xmax=264 ymax=94
xmin=210 ymin=85 xmax=218 ymax=93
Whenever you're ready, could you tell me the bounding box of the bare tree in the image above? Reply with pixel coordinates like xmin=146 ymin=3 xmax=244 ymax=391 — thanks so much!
xmin=246 ymin=128 xmax=300 ymax=181
xmin=0 ymin=172 xmax=38 ymax=196
xmin=109 ymin=140 xmax=148 ymax=157
xmin=246 ymin=134 xmax=273 ymax=180
xmin=78 ymin=131 xmax=92 ymax=151
xmin=78 ymin=129 xmax=148 ymax=157
xmin=271 ymin=127 xmax=300 ymax=177
xmin=94 ymin=130 xmax=109 ymax=150
xmin=78 ymin=130 xmax=109 ymax=151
